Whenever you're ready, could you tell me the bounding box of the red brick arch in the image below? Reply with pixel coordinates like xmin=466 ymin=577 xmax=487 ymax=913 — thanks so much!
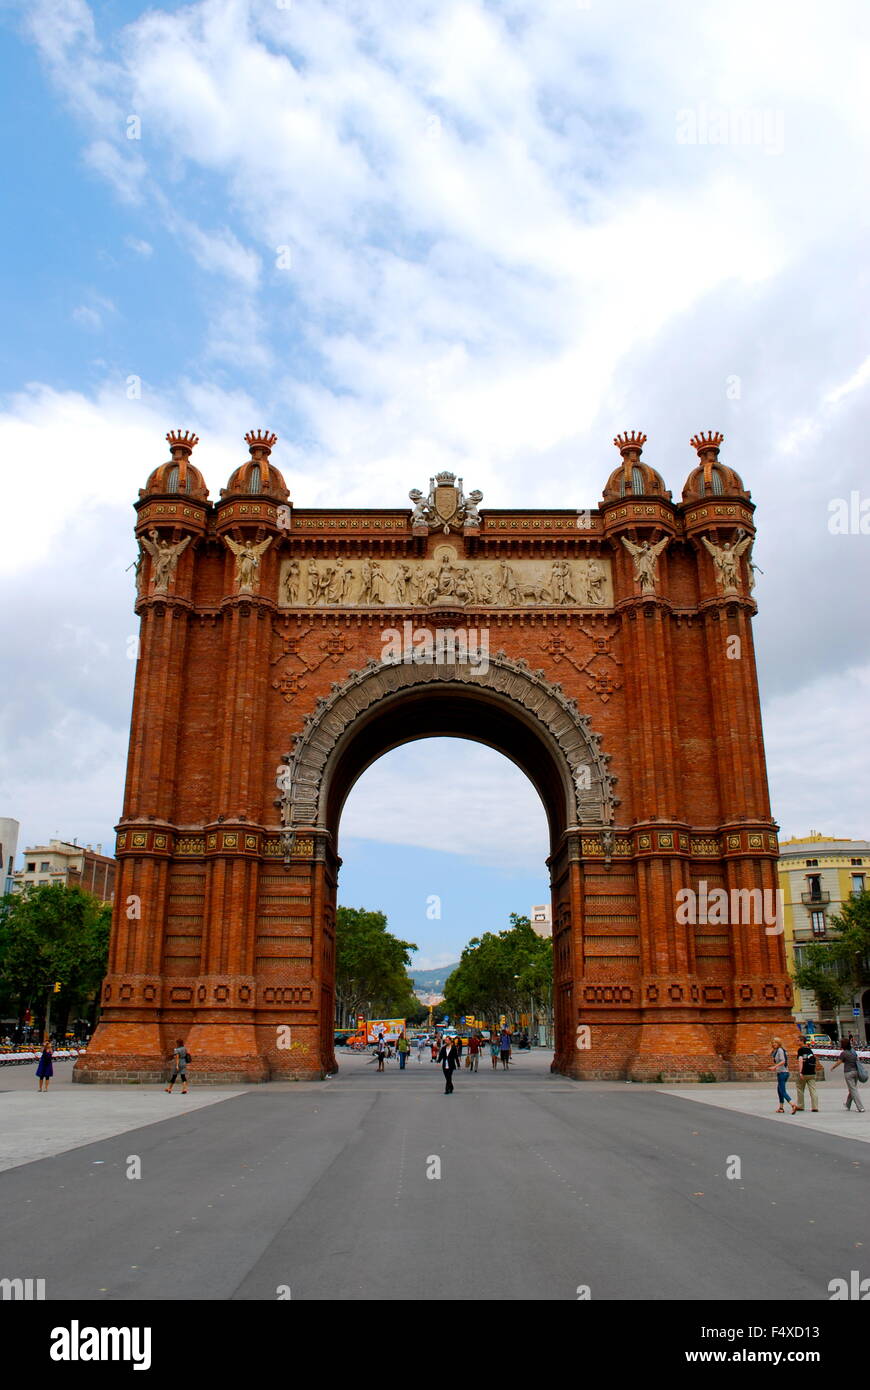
xmin=75 ymin=437 xmax=796 ymax=1085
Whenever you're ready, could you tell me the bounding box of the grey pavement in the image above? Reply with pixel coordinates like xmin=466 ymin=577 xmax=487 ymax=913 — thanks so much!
xmin=1 ymin=1051 xmax=867 ymax=1301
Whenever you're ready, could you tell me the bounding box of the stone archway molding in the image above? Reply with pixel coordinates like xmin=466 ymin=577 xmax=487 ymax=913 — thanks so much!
xmin=277 ymin=650 xmax=619 ymax=832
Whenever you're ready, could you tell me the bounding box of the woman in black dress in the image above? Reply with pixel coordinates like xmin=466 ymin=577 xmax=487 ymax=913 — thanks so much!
xmin=36 ymin=1042 xmax=54 ymax=1092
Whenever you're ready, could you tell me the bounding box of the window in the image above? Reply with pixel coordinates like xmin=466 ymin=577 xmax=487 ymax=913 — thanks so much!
xmin=27 ymin=862 xmax=36 ymax=872
xmin=40 ymin=861 xmax=50 ymax=872
xmin=811 ymin=911 xmax=826 ymax=937
xmin=852 ymin=858 xmax=864 ymax=866
xmin=806 ymin=874 xmax=822 ymax=898
xmin=852 ymin=875 xmax=866 ymax=897
xmin=805 ymin=859 xmax=818 ymax=867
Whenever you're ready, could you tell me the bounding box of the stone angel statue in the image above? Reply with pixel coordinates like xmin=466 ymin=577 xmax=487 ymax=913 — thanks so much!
xmin=141 ymin=529 xmax=191 ymax=592
xmin=701 ymin=533 xmax=751 ymax=593
xmin=620 ymin=535 xmax=669 ymax=594
xmin=225 ymin=534 xmax=272 ymax=592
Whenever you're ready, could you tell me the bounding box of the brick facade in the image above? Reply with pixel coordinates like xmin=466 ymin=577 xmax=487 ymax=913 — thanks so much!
xmin=74 ymin=428 xmax=797 ymax=1084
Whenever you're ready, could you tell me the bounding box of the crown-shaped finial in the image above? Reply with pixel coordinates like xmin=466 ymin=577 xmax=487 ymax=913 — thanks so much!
xmin=613 ymin=431 xmax=647 ymax=455
xmin=690 ymin=431 xmax=724 ymax=487
xmin=166 ymin=430 xmax=199 ymax=454
xmin=245 ymin=429 xmax=278 ymax=454
xmin=690 ymin=430 xmax=724 ymax=455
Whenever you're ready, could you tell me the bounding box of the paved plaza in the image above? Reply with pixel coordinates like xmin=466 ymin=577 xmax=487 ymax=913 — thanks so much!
xmin=1 ymin=1052 xmax=867 ymax=1302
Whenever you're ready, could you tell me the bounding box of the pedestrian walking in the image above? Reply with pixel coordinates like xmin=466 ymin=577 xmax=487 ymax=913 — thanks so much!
xmin=468 ymin=1033 xmax=480 ymax=1072
xmin=499 ymin=1027 xmax=512 ymax=1070
xmin=439 ymin=1037 xmax=459 ymax=1094
xmin=831 ymin=1040 xmax=866 ymax=1112
xmin=165 ymin=1037 xmax=190 ymax=1094
xmin=375 ymin=1032 xmax=387 ymax=1072
xmin=768 ymin=1036 xmax=796 ymax=1113
xmin=36 ymin=1042 xmax=54 ymax=1092
xmin=396 ymin=1031 xmax=410 ymax=1070
xmin=794 ymin=1042 xmax=820 ymax=1112
xmin=490 ymin=1035 xmax=500 ymax=1069
xmin=416 ymin=1035 xmax=426 ymax=1063
xmin=430 ymin=1037 xmax=439 ymax=1062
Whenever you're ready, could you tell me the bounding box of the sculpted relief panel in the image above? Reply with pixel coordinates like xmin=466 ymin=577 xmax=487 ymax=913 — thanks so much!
xmin=278 ymin=547 xmax=613 ymax=609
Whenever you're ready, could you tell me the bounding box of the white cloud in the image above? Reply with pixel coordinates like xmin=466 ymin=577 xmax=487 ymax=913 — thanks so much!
xmin=340 ymin=741 xmax=549 ymax=870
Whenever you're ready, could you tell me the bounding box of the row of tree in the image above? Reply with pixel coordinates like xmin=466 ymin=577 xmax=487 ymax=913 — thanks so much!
xmin=439 ymin=913 xmax=552 ymax=1027
xmin=0 ymin=883 xmax=111 ymax=1038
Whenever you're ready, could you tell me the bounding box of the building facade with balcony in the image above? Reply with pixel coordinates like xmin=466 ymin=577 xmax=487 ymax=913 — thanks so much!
xmin=12 ymin=839 xmax=116 ymax=905
xmin=779 ymin=833 xmax=869 ymax=1042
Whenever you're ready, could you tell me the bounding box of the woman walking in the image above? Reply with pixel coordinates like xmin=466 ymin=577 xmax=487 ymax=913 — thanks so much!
xmin=36 ymin=1041 xmax=54 ymax=1092
xmin=396 ymin=1032 xmax=410 ymax=1070
xmin=490 ymin=1035 xmax=500 ymax=1070
xmin=375 ymin=1033 xmax=387 ymax=1072
xmin=165 ymin=1037 xmax=190 ymax=1094
xmin=499 ymin=1027 xmax=512 ymax=1071
xmin=831 ymin=1039 xmax=866 ymax=1113
xmin=438 ymin=1036 xmax=459 ymax=1094
xmin=768 ymin=1036 xmax=796 ymax=1113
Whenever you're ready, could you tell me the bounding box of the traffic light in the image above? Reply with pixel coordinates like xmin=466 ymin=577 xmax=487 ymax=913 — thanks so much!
xmin=53 ymin=981 xmax=61 ymax=994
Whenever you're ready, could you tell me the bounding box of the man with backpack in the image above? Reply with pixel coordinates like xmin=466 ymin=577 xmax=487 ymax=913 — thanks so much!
xmin=794 ymin=1041 xmax=819 ymax=1112
xmin=831 ymin=1040 xmax=867 ymax=1113
xmin=165 ymin=1037 xmax=190 ymax=1094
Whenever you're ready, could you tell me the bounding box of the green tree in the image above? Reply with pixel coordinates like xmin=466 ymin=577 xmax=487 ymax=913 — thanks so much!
xmin=335 ymin=906 xmax=418 ymax=1026
xmin=441 ymin=913 xmax=552 ymax=1030
xmin=0 ymin=884 xmax=111 ymax=1035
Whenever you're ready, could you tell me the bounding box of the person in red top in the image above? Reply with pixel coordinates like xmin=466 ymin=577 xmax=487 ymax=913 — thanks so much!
xmin=468 ymin=1033 xmax=480 ymax=1072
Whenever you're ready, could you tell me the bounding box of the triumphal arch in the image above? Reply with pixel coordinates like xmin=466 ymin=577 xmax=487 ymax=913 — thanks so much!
xmin=75 ymin=428 xmax=794 ymax=1083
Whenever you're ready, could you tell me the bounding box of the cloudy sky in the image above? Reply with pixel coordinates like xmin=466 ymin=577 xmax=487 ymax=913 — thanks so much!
xmin=1 ymin=0 xmax=868 ymax=967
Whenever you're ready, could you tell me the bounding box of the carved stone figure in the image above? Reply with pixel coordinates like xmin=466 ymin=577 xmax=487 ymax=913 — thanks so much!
xmin=393 ymin=563 xmax=412 ymax=603
xmin=621 ymin=535 xmax=669 ymax=595
xmin=464 ymin=489 xmax=483 ymax=526
xmin=702 ymin=533 xmax=751 ymax=593
xmin=422 ymin=569 xmax=438 ymax=604
xmin=307 ymin=559 xmax=319 ymax=605
xmin=497 ymin=558 xmax=520 ymax=606
xmin=409 ymin=489 xmax=431 ymax=527
xmin=283 ymin=560 xmax=300 ymax=604
xmin=586 ymin=559 xmax=606 ymax=606
xmin=225 ymin=535 xmax=272 ymax=592
xmin=437 ymin=556 xmax=456 ymax=596
xmin=340 ymin=565 xmax=356 ymax=603
xmin=142 ymin=530 xmax=191 ymax=592
xmin=370 ymin=561 xmax=387 ymax=603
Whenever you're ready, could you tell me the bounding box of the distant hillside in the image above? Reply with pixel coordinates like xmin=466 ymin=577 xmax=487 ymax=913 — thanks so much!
xmin=408 ymin=964 xmax=460 ymax=992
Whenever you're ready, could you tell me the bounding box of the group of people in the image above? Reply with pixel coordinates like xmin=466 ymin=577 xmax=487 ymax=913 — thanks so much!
xmin=436 ymin=1029 xmax=514 ymax=1093
xmin=768 ymin=1034 xmax=866 ymax=1114
xmin=370 ymin=1028 xmax=516 ymax=1091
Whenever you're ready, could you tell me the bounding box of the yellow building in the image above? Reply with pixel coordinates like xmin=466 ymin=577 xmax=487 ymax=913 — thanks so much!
xmin=779 ymin=833 xmax=869 ymax=1043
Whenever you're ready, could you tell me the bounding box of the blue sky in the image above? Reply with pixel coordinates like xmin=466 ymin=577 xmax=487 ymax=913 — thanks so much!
xmin=1 ymin=0 xmax=869 ymax=967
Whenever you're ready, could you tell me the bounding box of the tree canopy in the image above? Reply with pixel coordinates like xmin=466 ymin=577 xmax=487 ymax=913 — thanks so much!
xmin=334 ymin=906 xmax=421 ymax=1024
xmin=0 ymin=883 xmax=111 ymax=1026
xmin=440 ymin=913 xmax=552 ymax=1026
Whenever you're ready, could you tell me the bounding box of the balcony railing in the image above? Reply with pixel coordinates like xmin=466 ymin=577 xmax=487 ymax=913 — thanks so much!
xmin=801 ymin=891 xmax=830 ymax=906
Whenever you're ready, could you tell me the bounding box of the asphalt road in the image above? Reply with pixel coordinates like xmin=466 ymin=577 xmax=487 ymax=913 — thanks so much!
xmin=2 ymin=1053 xmax=867 ymax=1301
